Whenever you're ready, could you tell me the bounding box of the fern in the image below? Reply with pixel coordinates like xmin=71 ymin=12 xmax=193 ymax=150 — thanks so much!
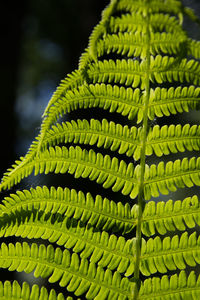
xmin=1 ymin=0 xmax=200 ymax=299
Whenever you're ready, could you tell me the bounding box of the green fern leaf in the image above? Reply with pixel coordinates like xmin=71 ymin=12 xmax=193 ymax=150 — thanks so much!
xmin=42 ymin=69 xmax=83 ymax=118
xmin=140 ymin=232 xmax=200 ymax=276
xmin=0 ymin=186 xmax=135 ymax=234
xmin=144 ymin=157 xmax=200 ymax=199
xmin=1 ymin=0 xmax=200 ymax=299
xmin=5 ymin=118 xmax=141 ymax=166
xmin=109 ymin=13 xmax=183 ymax=34
xmin=0 ymin=281 xmax=65 ymax=300
xmin=146 ymin=124 xmax=200 ymax=157
xmin=188 ymin=39 xmax=200 ymax=59
xmin=116 ymin=0 xmax=183 ymax=15
xmin=148 ymin=86 xmax=200 ymax=119
xmin=139 ymin=271 xmax=200 ymax=299
xmin=1 ymin=146 xmax=140 ymax=198
xmin=142 ymin=195 xmax=200 ymax=236
xmin=0 ymin=242 xmax=134 ymax=299
xmin=97 ymin=31 xmax=187 ymax=59
xmin=0 ymin=210 xmax=135 ymax=275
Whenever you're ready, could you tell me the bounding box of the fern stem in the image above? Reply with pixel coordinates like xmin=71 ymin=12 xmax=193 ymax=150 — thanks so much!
xmin=133 ymin=5 xmax=150 ymax=300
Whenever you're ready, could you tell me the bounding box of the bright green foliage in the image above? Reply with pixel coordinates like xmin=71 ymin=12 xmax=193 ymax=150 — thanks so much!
xmin=0 ymin=0 xmax=200 ymax=299
xmin=0 ymin=280 xmax=66 ymax=300
xmin=0 ymin=242 xmax=133 ymax=299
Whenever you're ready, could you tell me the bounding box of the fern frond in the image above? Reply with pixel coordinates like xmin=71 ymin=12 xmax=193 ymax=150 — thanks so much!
xmin=0 ymin=85 xmax=143 ymax=187
xmin=97 ymin=31 xmax=187 ymax=59
xmin=1 ymin=146 xmax=140 ymax=199
xmin=109 ymin=13 xmax=182 ymax=34
xmin=148 ymin=86 xmax=200 ymax=120
xmin=144 ymin=156 xmax=200 ymax=199
xmin=139 ymin=271 xmax=200 ymax=299
xmin=0 ymin=186 xmax=136 ymax=234
xmin=142 ymin=195 xmax=200 ymax=236
xmin=86 ymin=56 xmax=200 ymax=91
xmin=15 ymin=119 xmax=142 ymax=163
xmin=188 ymin=39 xmax=200 ymax=60
xmin=1 ymin=0 xmax=200 ymax=298
xmin=42 ymin=70 xmax=83 ymax=118
xmin=150 ymin=55 xmax=200 ymax=85
xmin=85 ymin=0 xmax=118 ymax=63
xmin=0 ymin=242 xmax=133 ymax=299
xmin=140 ymin=232 xmax=200 ymax=276
xmin=146 ymin=124 xmax=200 ymax=157
xmin=44 ymin=119 xmax=142 ymax=160
xmin=42 ymin=0 xmax=118 ymax=119
xmin=88 ymin=59 xmax=147 ymax=89
xmin=0 ymin=212 xmax=135 ymax=276
xmin=0 ymin=280 xmax=65 ymax=300
xmin=116 ymin=0 xmax=183 ymax=15
xmin=38 ymin=84 xmax=143 ymax=138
